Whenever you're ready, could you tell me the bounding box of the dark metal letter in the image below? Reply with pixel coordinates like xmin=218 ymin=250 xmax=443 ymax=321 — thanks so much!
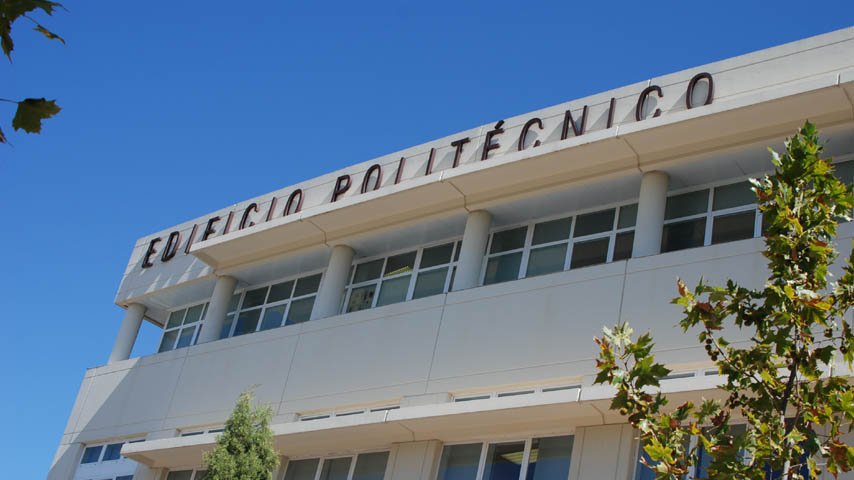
xmin=265 ymin=197 xmax=278 ymax=222
xmin=284 ymin=189 xmax=303 ymax=215
xmin=561 ymin=107 xmax=588 ymax=140
xmin=184 ymin=224 xmax=198 ymax=254
xmin=424 ymin=148 xmax=436 ymax=175
xmin=239 ymin=203 xmax=258 ymax=230
xmin=607 ymin=97 xmax=616 ymax=129
xmin=331 ymin=175 xmax=351 ymax=202
xmin=636 ymin=85 xmax=663 ymax=121
xmin=201 ymin=216 xmax=220 ymax=241
xmin=518 ymin=119 xmax=543 ymax=151
xmin=223 ymin=211 xmax=234 ymax=234
xmin=395 ymin=157 xmax=406 ymax=184
xmin=361 ymin=164 xmax=382 ymax=193
xmin=161 ymin=231 xmax=181 ymax=262
xmin=686 ymin=72 xmax=714 ymax=109
xmin=450 ymin=137 xmax=470 ymax=167
xmin=142 ymin=237 xmax=161 ymax=268
xmin=481 ymin=120 xmax=505 ymax=160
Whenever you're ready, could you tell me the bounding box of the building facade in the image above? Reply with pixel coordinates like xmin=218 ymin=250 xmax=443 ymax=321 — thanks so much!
xmin=50 ymin=28 xmax=854 ymax=480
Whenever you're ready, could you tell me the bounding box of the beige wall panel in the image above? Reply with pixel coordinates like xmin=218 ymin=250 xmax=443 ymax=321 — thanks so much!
xmin=575 ymin=424 xmax=632 ymax=480
xmin=387 ymin=440 xmax=442 ymax=480
xmin=47 ymin=443 xmax=83 ymax=480
xmin=120 ymin=358 xmax=186 ymax=426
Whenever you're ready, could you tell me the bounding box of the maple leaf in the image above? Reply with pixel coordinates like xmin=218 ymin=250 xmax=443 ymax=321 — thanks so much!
xmin=12 ymin=98 xmax=60 ymax=133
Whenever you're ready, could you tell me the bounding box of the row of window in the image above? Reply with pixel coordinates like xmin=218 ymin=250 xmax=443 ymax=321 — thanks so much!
xmin=159 ymin=170 xmax=840 ymax=352
xmin=80 ymin=439 xmax=143 ymax=465
xmin=284 ymin=451 xmax=390 ymax=480
xmin=437 ymin=435 xmax=575 ymax=480
xmin=300 ymin=405 xmax=399 ymax=422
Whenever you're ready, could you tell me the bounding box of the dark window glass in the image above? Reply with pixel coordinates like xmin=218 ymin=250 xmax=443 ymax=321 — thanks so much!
xmin=713 ymin=181 xmax=755 ymax=211
xmin=80 ymin=445 xmax=103 ymax=464
xmin=294 ymin=274 xmax=321 ymax=297
xmin=835 ymin=160 xmax=854 ymax=184
xmin=102 ymin=443 xmax=123 ymax=461
xmin=286 ymin=298 xmax=314 ymax=325
xmin=165 ymin=471 xmax=193 ymax=480
xmin=175 ymin=326 xmax=196 ymax=348
xmin=347 ymin=285 xmax=376 ymax=312
xmin=526 ymin=436 xmax=574 ymax=480
xmin=319 ymin=457 xmax=352 ymax=480
xmin=116 ymin=476 xmax=134 ymax=480
xmin=166 ymin=310 xmax=185 ymax=330
xmin=482 ymin=442 xmax=525 ymax=480
xmin=420 ymin=243 xmax=454 ymax=268
xmin=570 ymin=237 xmax=609 ymax=269
xmin=490 ymin=227 xmax=527 ymax=254
xmin=242 ymin=287 xmax=268 ymax=309
xmin=219 ymin=314 xmax=234 ymax=339
xmin=574 ymin=209 xmax=615 ymax=237
xmin=437 ymin=443 xmax=482 ymax=480
xmin=259 ymin=305 xmax=286 ymax=331
xmin=662 ymin=218 xmax=706 ymax=252
xmin=352 ymin=452 xmax=390 ymax=480
xmin=184 ymin=304 xmax=204 ymax=324
xmin=158 ymin=330 xmax=178 ymax=353
xmin=233 ymin=310 xmax=261 ymax=336
xmin=618 ymin=204 xmax=638 ymax=229
xmin=413 ymin=268 xmax=448 ymax=299
xmin=526 ymin=244 xmax=567 ymax=277
xmin=267 ymin=280 xmax=294 ymax=303
xmin=384 ymin=251 xmax=416 ymax=277
xmin=484 ymin=252 xmax=522 ymax=285
xmin=532 ymin=217 xmax=571 ymax=245
xmin=665 ymin=189 xmax=709 ymax=220
xmin=353 ymin=259 xmax=384 ymax=283
xmin=712 ymin=211 xmax=756 ymax=244
xmin=376 ymin=276 xmax=411 ymax=306
xmin=227 ymin=294 xmax=241 ymax=313
xmin=613 ymin=231 xmax=634 ymax=261
xmin=284 ymin=459 xmax=320 ymax=480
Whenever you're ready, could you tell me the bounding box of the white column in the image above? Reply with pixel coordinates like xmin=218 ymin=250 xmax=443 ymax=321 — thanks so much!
xmin=311 ymin=245 xmax=355 ymax=320
xmin=453 ymin=210 xmax=492 ymax=291
xmin=632 ymin=171 xmax=669 ymax=258
xmin=108 ymin=303 xmax=146 ymax=364
xmin=196 ymin=275 xmax=238 ymax=344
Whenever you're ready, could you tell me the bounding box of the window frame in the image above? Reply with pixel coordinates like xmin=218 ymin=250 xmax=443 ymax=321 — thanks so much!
xmin=436 ymin=432 xmax=576 ymax=480
xmin=157 ymin=302 xmax=209 ymax=353
xmin=282 ymin=449 xmax=392 ymax=480
xmin=78 ymin=438 xmax=145 ymax=465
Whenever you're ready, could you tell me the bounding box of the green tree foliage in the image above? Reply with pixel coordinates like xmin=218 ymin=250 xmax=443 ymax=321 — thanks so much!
xmin=594 ymin=122 xmax=854 ymax=480
xmin=0 ymin=0 xmax=65 ymax=144
xmin=203 ymin=391 xmax=281 ymax=480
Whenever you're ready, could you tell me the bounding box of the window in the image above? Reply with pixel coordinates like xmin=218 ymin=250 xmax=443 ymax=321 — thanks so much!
xmin=79 ymin=439 xmax=144 ymax=465
xmin=283 ymin=451 xmax=390 ymax=480
xmin=344 ymin=241 xmax=460 ymax=313
xmin=220 ymin=272 xmax=323 ymax=339
xmin=299 ymin=405 xmax=399 ymax=421
xmin=482 ymin=203 xmax=637 ymax=286
xmin=661 ymin=181 xmax=760 ymax=253
xmin=436 ymin=435 xmax=575 ymax=480
xmin=453 ymin=385 xmax=580 ymax=402
xmin=166 ymin=470 xmax=206 ymax=480
xmin=81 ymin=445 xmax=103 ymax=464
xmin=158 ymin=303 xmax=208 ymax=353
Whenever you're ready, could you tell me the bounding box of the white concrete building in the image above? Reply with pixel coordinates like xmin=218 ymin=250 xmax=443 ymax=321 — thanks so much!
xmin=50 ymin=28 xmax=854 ymax=480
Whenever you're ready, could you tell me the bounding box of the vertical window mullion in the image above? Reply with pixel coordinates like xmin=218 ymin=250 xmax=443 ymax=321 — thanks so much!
xmin=519 ymin=225 xmax=534 ymax=279
xmin=704 ymin=188 xmax=715 ymax=246
xmin=346 ymin=455 xmax=358 ymax=480
xmin=313 ymin=459 xmax=324 ymax=480
xmin=475 ymin=443 xmax=488 ymax=480
xmin=406 ymin=249 xmax=423 ymax=300
xmin=518 ymin=438 xmax=533 ymax=480
xmin=372 ymin=258 xmax=388 ymax=309
xmin=281 ymin=301 xmax=292 ymax=328
xmin=606 ymin=206 xmax=619 ymax=262
xmin=564 ymin=216 xmax=577 ymax=271
xmin=255 ymin=306 xmax=266 ymax=332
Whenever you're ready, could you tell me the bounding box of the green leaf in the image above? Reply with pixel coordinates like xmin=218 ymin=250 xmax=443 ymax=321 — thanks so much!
xmin=0 ymin=125 xmax=6 ymax=144
xmin=33 ymin=24 xmax=64 ymax=44
xmin=12 ymin=98 xmax=60 ymax=133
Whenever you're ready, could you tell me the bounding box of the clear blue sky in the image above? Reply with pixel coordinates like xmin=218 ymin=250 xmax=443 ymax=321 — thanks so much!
xmin=2 ymin=1 xmax=852 ymax=477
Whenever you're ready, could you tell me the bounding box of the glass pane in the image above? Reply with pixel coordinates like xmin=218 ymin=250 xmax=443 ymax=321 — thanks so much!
xmin=570 ymin=237 xmax=609 ymax=269
xmin=532 ymin=217 xmax=571 ymax=245
xmin=193 ymin=325 xmax=202 ymax=345
xmin=712 ymin=211 xmax=756 ymax=244
xmin=449 ymin=266 xmax=456 ymax=291
xmin=227 ymin=294 xmax=241 ymax=313
xmin=117 ymin=476 xmax=134 ymax=480
xmin=347 ymin=285 xmax=376 ymax=312
xmin=184 ymin=304 xmax=204 ymax=325
xmin=166 ymin=471 xmax=193 ymax=480
xmin=220 ymin=314 xmax=234 ymax=339
xmin=618 ymin=203 xmax=638 ymax=229
xmin=166 ymin=310 xmax=185 ymax=330
xmin=454 ymin=241 xmax=461 ymax=261
xmin=102 ymin=443 xmax=123 ymax=461
xmin=413 ymin=268 xmax=449 ymax=299
xmin=233 ymin=310 xmax=261 ymax=336
xmin=176 ymin=326 xmax=196 ymax=348
xmin=194 ymin=471 xmax=207 ymax=480
xmin=242 ymin=287 xmax=268 ymax=309
xmin=713 ymin=181 xmax=754 ymax=210
xmin=259 ymin=305 xmax=286 ymax=331
xmin=268 ymin=280 xmax=294 ymax=303
xmin=490 ymin=227 xmax=527 ymax=254
xmin=662 ymin=218 xmax=706 ymax=252
xmin=482 ymin=441 xmax=526 ymax=480
xmin=284 ymin=458 xmax=320 ymax=480
xmin=384 ymin=251 xmax=416 ymax=277
xmin=319 ymin=457 xmax=352 ymax=480
xmin=80 ymin=445 xmax=103 ymax=464
xmin=353 ymin=259 xmax=384 ymax=283
xmin=377 ymin=275 xmax=411 ymax=306
xmin=484 ymin=252 xmax=523 ymax=285
xmin=526 ymin=244 xmax=567 ymax=277
xmin=613 ymin=231 xmax=634 ymax=261
xmin=526 ymin=436 xmax=574 ymax=480
xmin=421 ymin=243 xmax=454 ymax=268
xmin=835 ymin=160 xmax=854 ymax=184
xmin=665 ymin=189 xmax=709 ymax=219
xmin=574 ymin=209 xmax=615 ymax=237
xmin=437 ymin=443 xmax=482 ymax=480
xmin=294 ymin=274 xmax=322 ymax=297
xmin=286 ymin=297 xmax=314 ymax=325
xmin=158 ymin=330 xmax=178 ymax=353
xmin=352 ymin=451 xmax=390 ymax=480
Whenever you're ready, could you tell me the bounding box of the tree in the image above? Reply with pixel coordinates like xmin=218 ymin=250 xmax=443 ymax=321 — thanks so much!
xmin=0 ymin=0 xmax=66 ymax=144
xmin=594 ymin=122 xmax=854 ymax=480
xmin=203 ymin=391 xmax=281 ymax=480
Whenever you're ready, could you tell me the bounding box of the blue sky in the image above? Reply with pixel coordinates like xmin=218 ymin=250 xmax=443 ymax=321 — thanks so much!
xmin=2 ymin=1 xmax=852 ymax=477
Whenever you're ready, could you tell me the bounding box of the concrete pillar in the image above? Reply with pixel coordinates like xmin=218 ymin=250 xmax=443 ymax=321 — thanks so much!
xmin=387 ymin=440 xmax=443 ymax=480
xmin=108 ymin=303 xmax=146 ymax=364
xmin=311 ymin=245 xmax=355 ymax=320
xmin=453 ymin=210 xmax=492 ymax=291
xmin=196 ymin=275 xmax=238 ymax=344
xmin=632 ymin=171 xmax=669 ymax=258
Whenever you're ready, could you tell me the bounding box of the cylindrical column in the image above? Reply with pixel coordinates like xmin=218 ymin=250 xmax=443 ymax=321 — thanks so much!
xmin=196 ymin=275 xmax=238 ymax=344
xmin=453 ymin=210 xmax=492 ymax=291
xmin=108 ymin=303 xmax=146 ymax=364
xmin=311 ymin=245 xmax=355 ymax=320
xmin=632 ymin=171 xmax=669 ymax=258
